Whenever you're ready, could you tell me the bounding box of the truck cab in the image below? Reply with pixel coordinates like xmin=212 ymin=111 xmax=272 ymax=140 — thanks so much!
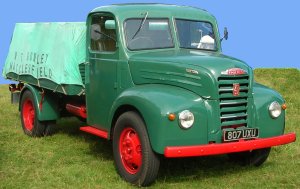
xmin=80 ymin=4 xmax=295 ymax=185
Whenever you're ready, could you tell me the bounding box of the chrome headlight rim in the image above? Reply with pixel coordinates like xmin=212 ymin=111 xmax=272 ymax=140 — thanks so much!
xmin=178 ymin=110 xmax=194 ymax=129
xmin=268 ymin=101 xmax=282 ymax=118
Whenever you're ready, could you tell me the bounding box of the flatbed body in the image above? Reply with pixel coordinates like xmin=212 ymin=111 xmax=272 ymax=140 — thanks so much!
xmin=3 ymin=22 xmax=86 ymax=95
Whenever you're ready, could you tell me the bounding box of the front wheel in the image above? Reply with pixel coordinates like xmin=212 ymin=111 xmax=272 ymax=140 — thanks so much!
xmin=113 ymin=111 xmax=160 ymax=187
xmin=228 ymin=147 xmax=271 ymax=166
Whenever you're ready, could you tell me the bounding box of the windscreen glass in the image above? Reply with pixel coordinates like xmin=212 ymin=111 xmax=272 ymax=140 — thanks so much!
xmin=124 ymin=18 xmax=174 ymax=50
xmin=176 ymin=19 xmax=216 ymax=50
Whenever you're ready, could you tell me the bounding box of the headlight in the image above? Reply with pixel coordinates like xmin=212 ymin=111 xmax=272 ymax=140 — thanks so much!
xmin=269 ymin=101 xmax=282 ymax=118
xmin=178 ymin=110 xmax=194 ymax=129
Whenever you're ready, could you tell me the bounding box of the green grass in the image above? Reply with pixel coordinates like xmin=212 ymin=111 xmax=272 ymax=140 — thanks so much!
xmin=0 ymin=68 xmax=299 ymax=189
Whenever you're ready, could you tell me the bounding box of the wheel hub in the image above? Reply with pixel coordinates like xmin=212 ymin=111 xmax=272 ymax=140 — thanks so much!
xmin=22 ymin=99 xmax=35 ymax=131
xmin=119 ymin=128 xmax=142 ymax=174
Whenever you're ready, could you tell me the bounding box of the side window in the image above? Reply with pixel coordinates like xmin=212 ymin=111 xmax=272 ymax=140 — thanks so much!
xmin=90 ymin=15 xmax=116 ymax=52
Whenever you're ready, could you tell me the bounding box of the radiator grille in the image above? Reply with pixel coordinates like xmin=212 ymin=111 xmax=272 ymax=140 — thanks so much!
xmin=218 ymin=75 xmax=249 ymax=127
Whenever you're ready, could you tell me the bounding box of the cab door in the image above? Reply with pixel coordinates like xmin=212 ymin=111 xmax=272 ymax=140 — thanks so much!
xmin=85 ymin=13 xmax=118 ymax=130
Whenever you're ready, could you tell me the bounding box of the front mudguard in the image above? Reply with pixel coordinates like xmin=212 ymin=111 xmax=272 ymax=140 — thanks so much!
xmin=253 ymin=83 xmax=285 ymax=138
xmin=109 ymin=84 xmax=209 ymax=154
xmin=20 ymin=84 xmax=59 ymax=121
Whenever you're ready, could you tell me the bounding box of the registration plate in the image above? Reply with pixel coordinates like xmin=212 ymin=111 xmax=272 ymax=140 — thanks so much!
xmin=223 ymin=128 xmax=259 ymax=142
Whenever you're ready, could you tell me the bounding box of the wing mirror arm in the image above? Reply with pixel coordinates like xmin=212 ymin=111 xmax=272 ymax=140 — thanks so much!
xmin=220 ymin=27 xmax=229 ymax=42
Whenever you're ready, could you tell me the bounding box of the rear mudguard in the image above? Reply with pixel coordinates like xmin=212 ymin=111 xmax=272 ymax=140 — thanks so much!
xmin=20 ymin=84 xmax=59 ymax=121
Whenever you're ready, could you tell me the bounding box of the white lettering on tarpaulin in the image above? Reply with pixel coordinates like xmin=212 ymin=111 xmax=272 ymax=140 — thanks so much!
xmin=9 ymin=51 xmax=52 ymax=79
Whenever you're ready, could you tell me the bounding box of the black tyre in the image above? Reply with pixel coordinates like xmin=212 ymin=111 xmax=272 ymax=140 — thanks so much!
xmin=20 ymin=90 xmax=56 ymax=137
xmin=228 ymin=147 xmax=271 ymax=166
xmin=44 ymin=120 xmax=57 ymax=136
xmin=113 ymin=111 xmax=160 ymax=186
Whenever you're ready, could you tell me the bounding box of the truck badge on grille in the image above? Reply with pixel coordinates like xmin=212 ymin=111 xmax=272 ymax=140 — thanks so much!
xmin=221 ymin=68 xmax=246 ymax=75
xmin=233 ymin=83 xmax=240 ymax=96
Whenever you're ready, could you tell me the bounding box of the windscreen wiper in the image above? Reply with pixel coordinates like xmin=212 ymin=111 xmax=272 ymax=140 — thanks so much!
xmin=131 ymin=12 xmax=148 ymax=40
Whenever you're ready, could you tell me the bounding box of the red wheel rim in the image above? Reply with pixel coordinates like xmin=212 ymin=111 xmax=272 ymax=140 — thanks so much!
xmin=22 ymin=99 xmax=35 ymax=131
xmin=119 ymin=127 xmax=142 ymax=174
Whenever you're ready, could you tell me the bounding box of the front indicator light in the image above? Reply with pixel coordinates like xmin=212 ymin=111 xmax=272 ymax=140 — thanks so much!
xmin=178 ymin=110 xmax=194 ymax=129
xmin=168 ymin=113 xmax=176 ymax=121
xmin=282 ymin=103 xmax=287 ymax=110
xmin=269 ymin=101 xmax=282 ymax=118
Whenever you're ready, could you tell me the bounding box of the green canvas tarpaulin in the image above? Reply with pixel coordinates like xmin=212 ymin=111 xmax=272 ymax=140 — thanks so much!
xmin=2 ymin=22 xmax=86 ymax=93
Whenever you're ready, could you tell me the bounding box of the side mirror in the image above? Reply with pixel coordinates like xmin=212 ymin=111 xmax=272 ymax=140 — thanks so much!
xmin=91 ymin=24 xmax=101 ymax=40
xmin=105 ymin=20 xmax=116 ymax=30
xmin=220 ymin=27 xmax=229 ymax=42
xmin=224 ymin=27 xmax=228 ymax=40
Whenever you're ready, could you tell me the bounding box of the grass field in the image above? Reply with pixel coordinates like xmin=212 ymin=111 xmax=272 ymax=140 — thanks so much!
xmin=0 ymin=68 xmax=299 ymax=189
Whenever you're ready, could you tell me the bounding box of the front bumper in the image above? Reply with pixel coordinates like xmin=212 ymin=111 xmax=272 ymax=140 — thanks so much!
xmin=164 ymin=133 xmax=296 ymax=158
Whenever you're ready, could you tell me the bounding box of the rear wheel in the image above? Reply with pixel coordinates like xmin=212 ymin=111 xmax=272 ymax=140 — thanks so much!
xmin=228 ymin=147 xmax=271 ymax=166
xmin=113 ymin=111 xmax=160 ymax=186
xmin=20 ymin=90 xmax=55 ymax=137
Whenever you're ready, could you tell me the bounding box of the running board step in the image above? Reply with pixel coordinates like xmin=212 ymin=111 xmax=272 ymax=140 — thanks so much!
xmin=80 ymin=126 xmax=108 ymax=139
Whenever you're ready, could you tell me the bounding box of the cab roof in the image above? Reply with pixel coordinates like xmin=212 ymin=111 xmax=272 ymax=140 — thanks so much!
xmin=90 ymin=4 xmax=216 ymax=22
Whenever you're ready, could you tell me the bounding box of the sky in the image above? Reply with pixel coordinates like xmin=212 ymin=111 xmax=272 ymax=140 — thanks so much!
xmin=1 ymin=0 xmax=299 ymax=84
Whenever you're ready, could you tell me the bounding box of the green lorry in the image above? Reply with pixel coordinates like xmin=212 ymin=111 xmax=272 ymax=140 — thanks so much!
xmin=2 ymin=4 xmax=296 ymax=186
